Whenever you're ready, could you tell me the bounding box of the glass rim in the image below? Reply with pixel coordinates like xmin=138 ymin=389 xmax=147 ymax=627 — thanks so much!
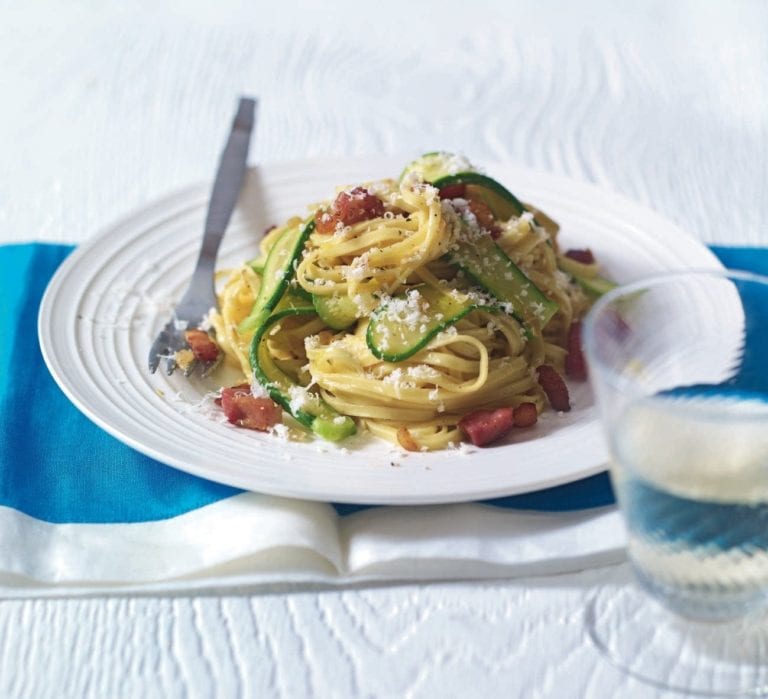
xmin=582 ymin=266 xmax=768 ymax=391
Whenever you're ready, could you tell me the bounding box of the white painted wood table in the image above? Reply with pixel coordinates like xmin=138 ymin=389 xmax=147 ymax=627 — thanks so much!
xmin=1 ymin=2 xmax=766 ymax=696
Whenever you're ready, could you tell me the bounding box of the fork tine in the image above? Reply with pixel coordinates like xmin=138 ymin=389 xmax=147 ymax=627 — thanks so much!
xmin=200 ymin=355 xmax=222 ymax=378
xmin=150 ymin=315 xmax=222 ymax=379
xmin=148 ymin=330 xmax=170 ymax=374
xmin=181 ymin=358 xmax=198 ymax=377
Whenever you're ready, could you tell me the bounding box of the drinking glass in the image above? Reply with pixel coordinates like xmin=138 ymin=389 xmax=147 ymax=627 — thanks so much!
xmin=583 ymin=269 xmax=768 ymax=695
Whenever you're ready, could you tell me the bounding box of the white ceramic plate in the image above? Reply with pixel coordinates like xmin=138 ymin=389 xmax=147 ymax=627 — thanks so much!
xmin=38 ymin=157 xmax=723 ymax=504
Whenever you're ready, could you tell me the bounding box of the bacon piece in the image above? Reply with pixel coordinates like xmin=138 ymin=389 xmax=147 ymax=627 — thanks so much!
xmin=184 ymin=329 xmax=220 ymax=362
xmin=564 ymin=321 xmax=588 ymax=380
xmin=220 ymin=384 xmax=282 ymax=431
xmin=564 ymin=248 xmax=595 ymax=265
xmin=438 ymin=182 xmax=467 ymax=200
xmin=513 ymin=402 xmax=538 ymax=428
xmin=537 ymin=365 xmax=571 ymax=412
xmin=467 ymin=198 xmax=496 ymax=231
xmin=459 ymin=407 xmax=515 ymax=447
xmin=441 ymin=184 xmax=499 ymax=235
xmin=315 ymin=330 xmax=335 ymax=345
xmin=315 ymin=187 xmax=385 ymax=234
xmin=314 ymin=209 xmax=336 ymax=234
xmin=335 ymin=187 xmax=385 ymax=224
xmin=397 ymin=426 xmax=420 ymax=452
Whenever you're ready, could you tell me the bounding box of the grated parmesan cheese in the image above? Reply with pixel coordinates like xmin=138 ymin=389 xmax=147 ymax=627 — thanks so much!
xmin=270 ymin=423 xmax=290 ymax=440
xmin=381 ymin=288 xmax=430 ymax=330
xmin=442 ymin=153 xmax=473 ymax=175
xmin=435 ymin=325 xmax=458 ymax=342
xmin=344 ymin=250 xmax=377 ymax=281
xmin=287 ymin=384 xmax=311 ymax=413
xmin=406 ymin=365 xmax=440 ymax=380
xmin=250 ymin=380 xmax=270 ymax=399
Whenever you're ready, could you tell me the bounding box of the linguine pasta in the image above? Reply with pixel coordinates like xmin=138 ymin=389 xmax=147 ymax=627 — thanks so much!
xmin=210 ymin=157 xmax=597 ymax=450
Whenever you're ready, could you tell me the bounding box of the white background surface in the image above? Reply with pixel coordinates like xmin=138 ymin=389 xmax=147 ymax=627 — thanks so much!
xmin=2 ymin=1 xmax=767 ymax=697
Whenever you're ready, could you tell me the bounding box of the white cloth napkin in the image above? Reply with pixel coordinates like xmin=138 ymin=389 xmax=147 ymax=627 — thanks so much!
xmin=3 ymin=243 xmax=625 ymax=599
xmin=0 ymin=495 xmax=625 ymax=597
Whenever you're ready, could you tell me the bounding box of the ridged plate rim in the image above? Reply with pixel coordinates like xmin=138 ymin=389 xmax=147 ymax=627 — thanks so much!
xmin=38 ymin=156 xmax=723 ymax=504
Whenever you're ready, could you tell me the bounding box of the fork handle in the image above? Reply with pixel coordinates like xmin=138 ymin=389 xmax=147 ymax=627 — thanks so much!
xmin=177 ymin=97 xmax=257 ymax=319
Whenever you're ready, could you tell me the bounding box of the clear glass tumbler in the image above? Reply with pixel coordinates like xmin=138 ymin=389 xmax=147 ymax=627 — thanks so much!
xmin=583 ymin=269 xmax=768 ymax=695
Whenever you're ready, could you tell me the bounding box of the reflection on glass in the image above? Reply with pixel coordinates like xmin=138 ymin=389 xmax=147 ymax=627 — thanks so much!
xmin=583 ymin=269 xmax=768 ymax=695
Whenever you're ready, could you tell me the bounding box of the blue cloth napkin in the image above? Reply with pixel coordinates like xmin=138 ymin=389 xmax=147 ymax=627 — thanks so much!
xmin=3 ymin=243 xmax=763 ymax=525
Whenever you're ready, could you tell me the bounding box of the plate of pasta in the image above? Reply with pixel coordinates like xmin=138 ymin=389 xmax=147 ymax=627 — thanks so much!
xmin=39 ymin=154 xmax=723 ymax=504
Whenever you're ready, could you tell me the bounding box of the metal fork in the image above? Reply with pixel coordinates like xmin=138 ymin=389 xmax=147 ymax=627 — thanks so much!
xmin=148 ymin=96 xmax=257 ymax=376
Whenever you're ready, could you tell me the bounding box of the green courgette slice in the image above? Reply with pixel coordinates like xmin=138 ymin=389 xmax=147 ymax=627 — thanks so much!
xmin=400 ymin=153 xmax=525 ymax=220
xmin=433 ymin=172 xmax=526 ymax=222
xmin=399 ymin=151 xmax=475 ymax=184
xmin=238 ymin=220 xmax=314 ymax=334
xmin=367 ymin=285 xmax=482 ymax=362
xmin=576 ymin=274 xmax=617 ymax=298
xmin=401 ymin=154 xmax=557 ymax=325
xmin=312 ymin=293 xmax=359 ymax=330
xmin=450 ymin=234 xmax=559 ymax=327
xmin=250 ymin=307 xmax=356 ymax=441
xmin=557 ymin=254 xmax=617 ymax=298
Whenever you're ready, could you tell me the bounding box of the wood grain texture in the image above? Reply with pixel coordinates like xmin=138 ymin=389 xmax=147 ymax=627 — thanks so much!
xmin=1 ymin=2 xmax=766 ymax=248
xmin=0 ymin=567 xmax=668 ymax=699
xmin=1 ymin=1 xmax=767 ymax=696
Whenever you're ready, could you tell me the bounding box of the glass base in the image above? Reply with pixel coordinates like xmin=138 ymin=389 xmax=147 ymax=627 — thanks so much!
xmin=586 ymin=584 xmax=768 ymax=696
xmin=629 ymin=561 xmax=768 ymax=622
